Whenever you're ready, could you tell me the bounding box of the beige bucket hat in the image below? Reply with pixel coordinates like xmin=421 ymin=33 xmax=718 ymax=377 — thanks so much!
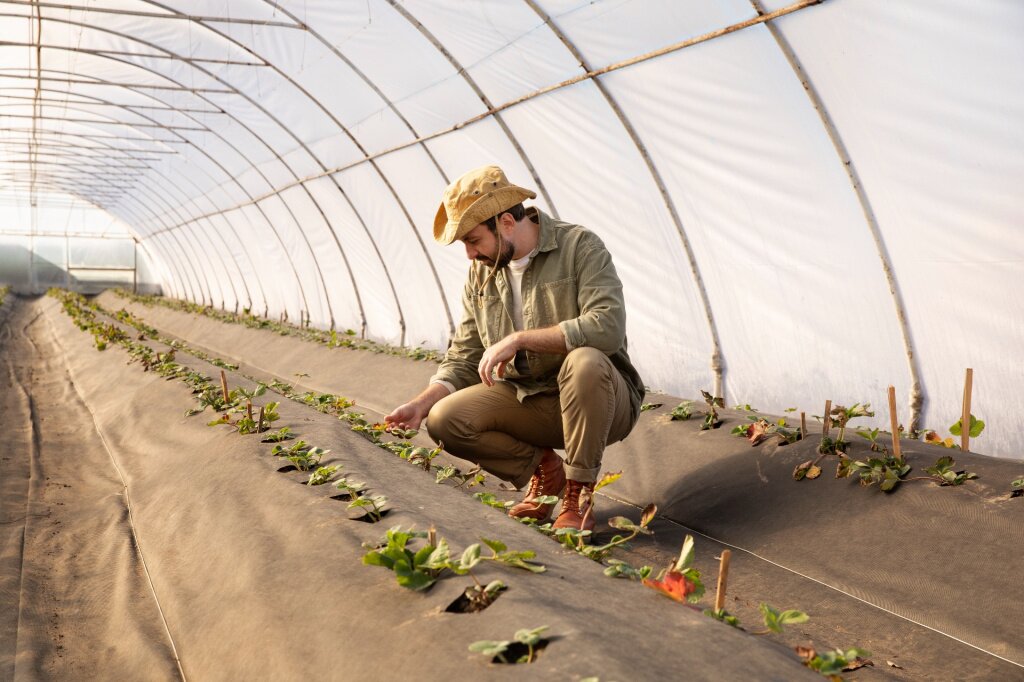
xmin=433 ymin=165 xmax=536 ymax=245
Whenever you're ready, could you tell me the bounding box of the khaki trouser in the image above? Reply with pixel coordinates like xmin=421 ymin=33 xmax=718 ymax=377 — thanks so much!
xmin=426 ymin=347 xmax=636 ymax=488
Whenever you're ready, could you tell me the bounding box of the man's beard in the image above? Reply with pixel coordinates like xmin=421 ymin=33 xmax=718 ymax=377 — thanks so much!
xmin=478 ymin=236 xmax=515 ymax=269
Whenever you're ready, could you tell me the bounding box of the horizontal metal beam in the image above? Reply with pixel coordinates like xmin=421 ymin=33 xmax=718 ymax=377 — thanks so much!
xmin=0 ymin=139 xmax=170 ymax=158
xmin=0 ymin=39 xmax=268 ymax=67
xmin=0 ymin=126 xmax=180 ymax=146
xmin=0 ymin=0 xmax=303 ymax=28
xmin=0 ymin=89 xmax=224 ymax=114
xmin=0 ymin=70 xmax=235 ymax=93
xmin=0 ymin=111 xmax=208 ymax=131
xmin=0 ymin=156 xmax=152 ymax=170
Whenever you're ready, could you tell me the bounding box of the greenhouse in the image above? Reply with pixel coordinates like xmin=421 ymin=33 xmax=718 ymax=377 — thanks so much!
xmin=1 ymin=1 xmax=1021 ymax=679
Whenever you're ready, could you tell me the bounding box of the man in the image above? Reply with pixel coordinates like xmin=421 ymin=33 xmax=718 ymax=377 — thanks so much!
xmin=385 ymin=165 xmax=643 ymax=532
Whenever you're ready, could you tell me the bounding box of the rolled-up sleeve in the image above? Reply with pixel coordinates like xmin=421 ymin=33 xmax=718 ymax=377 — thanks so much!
xmin=557 ymin=234 xmax=627 ymax=354
xmin=429 ymin=276 xmax=485 ymax=391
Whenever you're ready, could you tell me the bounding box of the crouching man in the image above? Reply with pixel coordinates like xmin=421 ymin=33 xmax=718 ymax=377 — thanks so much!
xmin=385 ymin=165 xmax=644 ymax=532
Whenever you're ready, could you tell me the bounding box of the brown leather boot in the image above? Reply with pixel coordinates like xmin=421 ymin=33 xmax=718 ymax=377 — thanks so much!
xmin=508 ymin=448 xmax=566 ymax=522
xmin=552 ymin=479 xmax=596 ymax=533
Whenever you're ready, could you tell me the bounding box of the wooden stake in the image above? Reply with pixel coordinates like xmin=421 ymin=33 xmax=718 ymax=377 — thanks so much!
xmin=219 ymin=369 xmax=229 ymax=402
xmin=714 ymin=550 xmax=732 ymax=612
xmin=800 ymin=412 xmax=807 ymax=440
xmin=887 ymin=385 xmax=902 ymax=462
xmin=823 ymin=400 xmax=832 ymax=436
xmin=962 ymin=368 xmax=973 ymax=453
xmin=246 ymin=400 xmax=253 ymax=422
xmin=257 ymin=406 xmax=265 ymax=433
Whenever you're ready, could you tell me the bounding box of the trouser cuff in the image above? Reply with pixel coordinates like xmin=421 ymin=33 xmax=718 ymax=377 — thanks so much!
xmin=564 ymin=462 xmax=600 ymax=484
xmin=510 ymin=447 xmax=547 ymax=490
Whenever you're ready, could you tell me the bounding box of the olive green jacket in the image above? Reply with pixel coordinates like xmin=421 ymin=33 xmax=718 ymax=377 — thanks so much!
xmin=430 ymin=208 xmax=644 ymax=417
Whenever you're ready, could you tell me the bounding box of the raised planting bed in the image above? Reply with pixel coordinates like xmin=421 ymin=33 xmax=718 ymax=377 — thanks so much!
xmin=94 ymin=290 xmax=1024 ymax=680
xmin=0 ymin=292 xmax=833 ymax=680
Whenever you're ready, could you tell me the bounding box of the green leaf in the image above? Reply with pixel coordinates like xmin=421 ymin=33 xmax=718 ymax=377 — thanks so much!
xmin=607 ymin=516 xmax=640 ymax=532
xmin=459 ymin=544 xmax=482 ymax=571
xmin=779 ymin=609 xmax=809 ymax=626
xmin=672 ymin=535 xmax=696 ymax=573
xmin=469 ymin=640 xmax=509 ymax=657
xmin=514 ymin=626 xmax=548 ymax=647
xmin=481 ymin=537 xmax=506 ymax=554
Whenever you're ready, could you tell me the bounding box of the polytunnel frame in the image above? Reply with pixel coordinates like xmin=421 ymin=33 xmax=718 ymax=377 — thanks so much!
xmin=3 ymin=12 xmax=346 ymax=328
xmin=0 ymin=77 xmax=267 ymax=309
xmin=1 ymin=0 xmax=924 ymax=422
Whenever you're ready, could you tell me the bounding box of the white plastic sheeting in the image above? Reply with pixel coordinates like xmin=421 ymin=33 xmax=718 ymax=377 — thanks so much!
xmin=1 ymin=0 xmax=1021 ymax=458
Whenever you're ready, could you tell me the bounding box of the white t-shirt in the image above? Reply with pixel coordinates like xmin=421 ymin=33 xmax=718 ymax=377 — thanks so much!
xmin=506 ymin=247 xmax=539 ymax=331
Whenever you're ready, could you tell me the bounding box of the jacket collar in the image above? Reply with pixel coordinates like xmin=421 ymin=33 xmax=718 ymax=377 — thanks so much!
xmin=528 ymin=207 xmax=559 ymax=253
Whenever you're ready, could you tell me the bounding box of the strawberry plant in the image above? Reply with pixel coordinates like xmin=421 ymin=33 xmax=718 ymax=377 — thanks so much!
xmin=837 ymin=454 xmax=910 ymax=492
xmin=272 ymin=440 xmax=327 ymax=471
xmin=362 ymin=526 xmax=450 ymax=590
xmin=560 ymin=503 xmax=657 ymax=562
xmin=1012 ymin=477 xmax=1024 ymax=498
xmin=669 ymin=400 xmax=693 ymax=421
xmin=308 ymin=465 xmax=340 ymax=486
xmin=603 ymin=559 xmax=653 ymax=581
xmin=796 ymin=645 xmax=872 ymax=679
xmin=703 ymin=607 xmax=741 ymax=627
xmin=642 ymin=534 xmax=705 ymax=603
xmin=474 ymin=491 xmax=514 ymax=512
xmin=734 ymin=416 xmax=800 ymax=446
xmin=349 ymin=491 xmax=388 ymax=522
xmin=334 ymin=476 xmax=366 ymax=499
xmin=640 ymin=402 xmax=663 ymax=412
xmin=700 ymin=390 xmax=724 ymax=430
xmin=758 ymin=603 xmax=809 ymax=634
xmin=469 ymin=626 xmax=549 ymax=664
xmin=260 ymin=427 xmax=292 ymax=443
xmin=856 ymin=428 xmax=885 ymax=452
xmin=923 ymin=456 xmax=977 ymax=486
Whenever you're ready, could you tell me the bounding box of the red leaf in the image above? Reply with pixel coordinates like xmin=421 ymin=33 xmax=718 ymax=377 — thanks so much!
xmin=642 ymin=570 xmax=696 ymax=602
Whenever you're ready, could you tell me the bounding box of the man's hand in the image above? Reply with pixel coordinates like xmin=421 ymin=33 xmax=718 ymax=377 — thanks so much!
xmin=384 ymin=383 xmax=451 ymax=430
xmin=384 ymin=402 xmax=429 ymax=431
xmin=478 ymin=332 xmax=520 ymax=386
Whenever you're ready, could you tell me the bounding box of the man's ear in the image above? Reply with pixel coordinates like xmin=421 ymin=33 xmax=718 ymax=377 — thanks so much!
xmin=498 ymin=211 xmax=516 ymax=235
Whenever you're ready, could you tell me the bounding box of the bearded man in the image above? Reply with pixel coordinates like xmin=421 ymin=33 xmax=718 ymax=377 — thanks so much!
xmin=385 ymin=165 xmax=644 ymax=532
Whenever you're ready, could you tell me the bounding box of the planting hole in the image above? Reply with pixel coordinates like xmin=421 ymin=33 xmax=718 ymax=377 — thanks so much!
xmin=352 ymin=509 xmax=390 ymax=523
xmin=446 ymin=584 xmax=506 ymax=614
xmin=330 ymin=493 xmax=353 ymax=501
xmin=490 ymin=640 xmax=550 ymax=665
xmin=277 ymin=464 xmax=299 ymax=473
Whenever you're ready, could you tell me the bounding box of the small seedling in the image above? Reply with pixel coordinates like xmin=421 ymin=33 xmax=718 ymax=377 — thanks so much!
xmin=837 ymin=454 xmax=910 ymax=492
xmin=474 ymin=491 xmax=514 ymax=512
xmin=640 ymin=402 xmax=663 ymax=412
xmin=402 ymin=443 xmax=443 ymax=471
xmin=669 ymin=400 xmax=693 ymax=421
xmin=603 ymin=559 xmax=653 ymax=581
xmin=703 ymin=608 xmax=741 ymax=628
xmin=796 ymin=645 xmax=872 ymax=677
xmin=362 ymin=526 xmax=450 ymax=590
xmin=308 ymin=465 xmax=341 ymax=486
xmin=272 ymin=440 xmax=327 ymax=472
xmin=758 ymin=603 xmax=809 ymax=634
xmin=856 ymin=427 xmax=885 ymax=452
xmin=922 ymin=456 xmax=977 ymax=486
xmin=386 ymin=425 xmax=419 ymax=439
xmin=642 ymin=534 xmax=705 ymax=603
xmin=349 ymin=492 xmax=388 ymax=522
xmin=469 ymin=626 xmax=549 ymax=665
xmin=700 ymin=390 xmax=724 ymax=430
xmin=260 ymin=426 xmax=292 ymax=443
xmin=1011 ymin=477 xmax=1024 ymax=498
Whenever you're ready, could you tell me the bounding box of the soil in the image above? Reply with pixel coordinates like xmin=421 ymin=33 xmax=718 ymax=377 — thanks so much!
xmin=2 ymin=290 xmax=1022 ymax=680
